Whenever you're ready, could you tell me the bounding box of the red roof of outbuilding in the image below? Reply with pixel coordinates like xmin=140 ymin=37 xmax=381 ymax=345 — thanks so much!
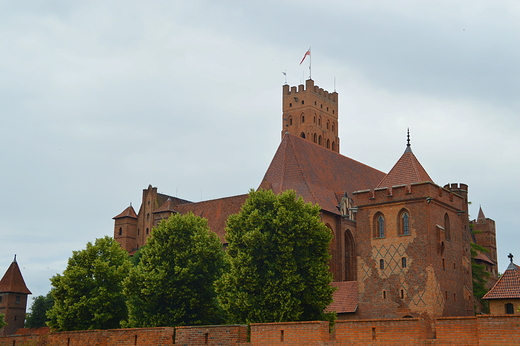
xmin=483 ymin=262 xmax=520 ymax=300
xmin=259 ymin=134 xmax=385 ymax=214
xmin=325 ymin=281 xmax=358 ymax=313
xmin=377 ymin=145 xmax=433 ymax=189
xmin=0 ymin=259 xmax=31 ymax=294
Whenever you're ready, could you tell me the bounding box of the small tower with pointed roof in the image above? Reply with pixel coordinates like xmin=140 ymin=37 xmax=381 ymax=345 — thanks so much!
xmin=352 ymin=131 xmax=473 ymax=320
xmin=113 ymin=204 xmax=138 ymax=253
xmin=0 ymin=256 xmax=32 ymax=337
xmin=470 ymin=206 xmax=498 ymax=285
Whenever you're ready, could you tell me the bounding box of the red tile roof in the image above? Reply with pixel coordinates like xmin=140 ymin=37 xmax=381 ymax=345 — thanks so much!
xmin=483 ymin=262 xmax=520 ymax=300
xmin=325 ymin=281 xmax=358 ymax=313
xmin=113 ymin=205 xmax=138 ymax=219
xmin=154 ymin=198 xmax=179 ymax=213
xmin=0 ymin=259 xmax=31 ymax=294
xmin=175 ymin=194 xmax=249 ymax=241
xmin=377 ymin=145 xmax=433 ymax=189
xmin=259 ymin=134 xmax=386 ymax=214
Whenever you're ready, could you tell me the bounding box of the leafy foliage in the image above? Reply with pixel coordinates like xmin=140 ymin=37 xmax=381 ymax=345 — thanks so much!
xmin=124 ymin=212 xmax=226 ymax=327
xmin=216 ymin=189 xmax=335 ymax=324
xmin=47 ymin=236 xmax=131 ymax=331
xmin=0 ymin=314 xmax=6 ymax=328
xmin=470 ymin=227 xmax=491 ymax=313
xmin=25 ymin=292 xmax=54 ymax=328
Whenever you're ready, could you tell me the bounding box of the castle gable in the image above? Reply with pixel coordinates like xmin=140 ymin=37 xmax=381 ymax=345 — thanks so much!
xmin=259 ymin=134 xmax=385 ymax=214
xmin=484 ymin=262 xmax=520 ymax=300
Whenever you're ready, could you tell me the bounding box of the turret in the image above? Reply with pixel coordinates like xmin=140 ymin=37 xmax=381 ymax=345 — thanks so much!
xmin=282 ymin=79 xmax=340 ymax=153
xmin=0 ymin=256 xmax=31 ymax=336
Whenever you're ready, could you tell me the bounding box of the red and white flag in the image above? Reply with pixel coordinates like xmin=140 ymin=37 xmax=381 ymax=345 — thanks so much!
xmin=300 ymin=47 xmax=311 ymax=65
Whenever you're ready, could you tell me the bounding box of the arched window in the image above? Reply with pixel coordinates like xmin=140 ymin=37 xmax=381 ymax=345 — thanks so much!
xmin=301 ymin=113 xmax=305 ymax=123
xmin=300 ymin=132 xmax=306 ymax=139
xmin=318 ymin=135 xmax=322 ymax=145
xmin=374 ymin=213 xmax=385 ymax=238
xmin=332 ymin=123 xmax=335 ymax=132
xmin=326 ymin=139 xmax=330 ymax=149
xmin=332 ymin=141 xmax=336 ymax=151
xmin=288 ymin=116 xmax=293 ymax=125
xmin=313 ymin=133 xmax=317 ymax=143
xmin=444 ymin=213 xmax=451 ymax=241
xmin=318 ymin=117 xmax=322 ymax=126
xmin=118 ymin=227 xmax=122 ymax=236
xmin=326 ymin=120 xmax=330 ymax=130
xmin=399 ymin=210 xmax=410 ymax=235
xmin=313 ymin=115 xmax=316 ymax=123
xmin=344 ymin=230 xmax=356 ymax=281
xmin=505 ymin=303 xmax=515 ymax=314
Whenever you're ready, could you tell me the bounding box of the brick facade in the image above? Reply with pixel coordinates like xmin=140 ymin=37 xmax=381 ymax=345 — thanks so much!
xmin=2 ymin=316 xmax=520 ymax=345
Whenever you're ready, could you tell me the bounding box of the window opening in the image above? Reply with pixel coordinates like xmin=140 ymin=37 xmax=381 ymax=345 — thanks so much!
xmin=402 ymin=257 xmax=407 ymax=268
xmin=380 ymin=259 xmax=385 ymax=270
xmin=506 ymin=303 xmax=514 ymax=314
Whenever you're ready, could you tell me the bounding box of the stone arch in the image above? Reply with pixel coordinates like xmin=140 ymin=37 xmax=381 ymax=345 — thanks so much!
xmin=344 ymin=229 xmax=356 ymax=281
xmin=300 ymin=132 xmax=306 ymax=139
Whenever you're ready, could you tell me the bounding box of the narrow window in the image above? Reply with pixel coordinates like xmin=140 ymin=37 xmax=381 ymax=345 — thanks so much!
xmin=375 ymin=214 xmax=385 ymax=238
xmin=400 ymin=290 xmax=404 ymax=299
xmin=289 ymin=117 xmax=293 ymax=125
xmin=380 ymin=259 xmax=385 ymax=270
xmin=147 ymin=213 xmax=150 ymax=221
xmin=326 ymin=139 xmax=330 ymax=149
xmin=505 ymin=303 xmax=514 ymax=314
xmin=15 ymin=296 xmax=20 ymax=304
xmin=138 ymin=229 xmax=140 ymax=235
xmin=313 ymin=133 xmax=317 ymax=143
xmin=402 ymin=212 xmax=410 ymax=235
xmin=0 ymin=296 xmax=3 ymax=303
xmin=146 ymin=228 xmax=149 ymax=235
xmin=134 ymin=335 xmax=138 ymax=345
xmin=205 ymin=333 xmax=209 ymax=344
xmin=300 ymin=132 xmax=306 ymax=139
xmin=372 ymin=328 xmax=376 ymax=340
xmin=332 ymin=123 xmax=335 ymax=131
xmin=382 ymin=291 xmax=386 ymax=299
xmin=119 ymin=227 xmax=122 ymax=236
xmin=402 ymin=257 xmax=407 ymax=268
xmin=289 ymin=103 xmax=292 ymax=107
xmin=442 ymin=258 xmax=445 ymax=270
xmin=318 ymin=135 xmax=322 ymax=145
xmin=453 ymin=293 xmax=456 ymax=301
xmin=301 ymin=115 xmax=305 ymax=123
xmin=280 ymin=330 xmax=284 ymax=342
xmin=444 ymin=213 xmax=451 ymax=241
xmin=301 ymin=100 xmax=304 ymax=105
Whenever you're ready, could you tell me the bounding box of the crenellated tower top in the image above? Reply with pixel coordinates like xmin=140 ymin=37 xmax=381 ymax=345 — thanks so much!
xmin=282 ymin=79 xmax=340 ymax=153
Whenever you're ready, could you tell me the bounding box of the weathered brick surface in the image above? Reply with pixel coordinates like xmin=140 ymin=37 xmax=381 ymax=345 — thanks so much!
xmin=2 ymin=316 xmax=520 ymax=346
xmin=175 ymin=325 xmax=247 ymax=346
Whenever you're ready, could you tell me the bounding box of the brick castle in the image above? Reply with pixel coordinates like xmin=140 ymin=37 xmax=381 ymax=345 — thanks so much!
xmin=112 ymin=78 xmax=499 ymax=321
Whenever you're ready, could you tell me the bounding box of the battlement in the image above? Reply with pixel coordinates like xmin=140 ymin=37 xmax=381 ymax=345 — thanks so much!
xmin=352 ymin=181 xmax=466 ymax=208
xmin=283 ymin=79 xmax=338 ymax=103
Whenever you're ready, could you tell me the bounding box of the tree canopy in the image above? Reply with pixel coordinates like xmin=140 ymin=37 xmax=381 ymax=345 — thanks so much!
xmin=124 ymin=212 xmax=226 ymax=327
xmin=47 ymin=236 xmax=131 ymax=331
xmin=215 ymin=189 xmax=335 ymax=324
xmin=0 ymin=314 xmax=6 ymax=328
xmin=25 ymin=292 xmax=54 ymax=328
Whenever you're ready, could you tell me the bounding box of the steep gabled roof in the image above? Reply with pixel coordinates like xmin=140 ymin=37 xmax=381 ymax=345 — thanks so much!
xmin=377 ymin=143 xmax=433 ymax=189
xmin=325 ymin=281 xmax=358 ymax=313
xmin=153 ymin=198 xmax=179 ymax=214
xmin=175 ymin=194 xmax=249 ymax=241
xmin=113 ymin=205 xmax=138 ymax=219
xmin=483 ymin=262 xmax=520 ymax=300
xmin=259 ymin=134 xmax=386 ymax=214
xmin=0 ymin=258 xmax=31 ymax=294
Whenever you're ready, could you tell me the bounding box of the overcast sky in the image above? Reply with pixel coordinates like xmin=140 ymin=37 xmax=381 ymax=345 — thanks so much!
xmin=1 ymin=1 xmax=519 ymax=302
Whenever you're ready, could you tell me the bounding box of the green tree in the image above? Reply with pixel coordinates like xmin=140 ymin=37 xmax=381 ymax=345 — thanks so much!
xmin=470 ymin=226 xmax=491 ymax=313
xmin=216 ymin=189 xmax=335 ymax=324
xmin=0 ymin=314 xmax=6 ymax=328
xmin=47 ymin=236 xmax=131 ymax=331
xmin=25 ymin=292 xmax=54 ymax=328
xmin=124 ymin=212 xmax=226 ymax=327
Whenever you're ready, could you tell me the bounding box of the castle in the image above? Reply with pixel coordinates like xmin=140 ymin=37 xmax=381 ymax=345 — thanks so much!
xmin=114 ymin=79 xmax=498 ymax=321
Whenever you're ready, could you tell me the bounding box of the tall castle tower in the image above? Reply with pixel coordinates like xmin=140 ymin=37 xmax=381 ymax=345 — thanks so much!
xmin=0 ymin=256 xmax=31 ymax=336
xmin=282 ymin=79 xmax=339 ymax=153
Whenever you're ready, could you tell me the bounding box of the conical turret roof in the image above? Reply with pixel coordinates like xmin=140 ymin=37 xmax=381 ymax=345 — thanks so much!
xmin=113 ymin=205 xmax=138 ymax=219
xmin=477 ymin=206 xmax=486 ymax=222
xmin=377 ymin=133 xmax=433 ymax=189
xmin=0 ymin=257 xmax=32 ymax=294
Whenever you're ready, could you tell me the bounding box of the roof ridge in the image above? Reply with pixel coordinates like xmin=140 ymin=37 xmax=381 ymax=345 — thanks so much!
xmin=287 ymin=135 xmax=318 ymax=204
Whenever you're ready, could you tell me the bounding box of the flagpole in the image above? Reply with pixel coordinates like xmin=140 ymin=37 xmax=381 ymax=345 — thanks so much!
xmin=309 ymin=47 xmax=312 ymax=80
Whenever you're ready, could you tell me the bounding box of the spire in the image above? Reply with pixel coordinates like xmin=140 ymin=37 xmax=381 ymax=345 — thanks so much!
xmin=113 ymin=205 xmax=138 ymax=219
xmin=0 ymin=258 xmax=32 ymax=294
xmin=405 ymin=128 xmax=412 ymax=153
xmin=477 ymin=206 xmax=486 ymax=222
xmin=376 ymin=132 xmax=433 ymax=189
